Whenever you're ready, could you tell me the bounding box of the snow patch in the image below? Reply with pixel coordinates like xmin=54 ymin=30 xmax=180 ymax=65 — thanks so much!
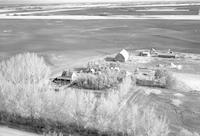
xmin=173 ymin=93 xmax=184 ymax=97
xmin=171 ymin=99 xmax=182 ymax=106
xmin=144 ymin=89 xmax=162 ymax=95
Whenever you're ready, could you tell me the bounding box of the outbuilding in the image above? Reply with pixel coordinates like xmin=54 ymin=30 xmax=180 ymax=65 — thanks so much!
xmin=52 ymin=70 xmax=77 ymax=85
xmin=139 ymin=51 xmax=151 ymax=57
xmin=115 ymin=49 xmax=129 ymax=62
xmin=157 ymin=53 xmax=176 ymax=58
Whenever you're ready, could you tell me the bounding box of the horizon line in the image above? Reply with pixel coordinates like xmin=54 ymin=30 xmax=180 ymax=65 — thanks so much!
xmin=0 ymin=0 xmax=200 ymax=4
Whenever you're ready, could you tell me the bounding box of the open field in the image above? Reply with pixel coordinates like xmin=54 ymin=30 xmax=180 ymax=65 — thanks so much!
xmin=1 ymin=18 xmax=200 ymax=76
xmin=0 ymin=1 xmax=200 ymax=56
xmin=0 ymin=19 xmax=200 ymax=53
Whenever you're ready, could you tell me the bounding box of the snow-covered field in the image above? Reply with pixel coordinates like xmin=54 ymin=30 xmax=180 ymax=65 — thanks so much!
xmin=0 ymin=2 xmax=200 ymax=17
xmin=136 ymin=8 xmax=189 ymax=12
xmin=173 ymin=73 xmax=200 ymax=91
xmin=0 ymin=15 xmax=200 ymax=20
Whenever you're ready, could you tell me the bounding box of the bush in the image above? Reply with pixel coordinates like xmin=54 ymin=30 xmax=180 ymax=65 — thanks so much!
xmin=0 ymin=76 xmax=169 ymax=136
xmin=154 ymin=69 xmax=169 ymax=79
xmin=0 ymin=52 xmax=50 ymax=86
xmin=109 ymin=106 xmax=169 ymax=136
xmin=74 ymin=66 xmax=126 ymax=90
xmin=154 ymin=69 xmax=177 ymax=89
xmin=0 ymin=53 xmax=51 ymax=116
xmin=87 ymin=61 xmax=120 ymax=73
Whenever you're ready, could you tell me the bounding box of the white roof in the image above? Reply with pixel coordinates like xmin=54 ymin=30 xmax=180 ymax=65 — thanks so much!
xmin=119 ymin=49 xmax=129 ymax=61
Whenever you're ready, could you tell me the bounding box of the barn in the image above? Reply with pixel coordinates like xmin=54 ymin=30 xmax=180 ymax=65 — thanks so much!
xmin=115 ymin=49 xmax=129 ymax=62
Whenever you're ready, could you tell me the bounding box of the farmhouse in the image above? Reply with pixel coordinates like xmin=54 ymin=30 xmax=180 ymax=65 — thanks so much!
xmin=115 ymin=49 xmax=129 ymax=62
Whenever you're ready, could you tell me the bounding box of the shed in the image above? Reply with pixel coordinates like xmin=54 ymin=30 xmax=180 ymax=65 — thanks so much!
xmin=52 ymin=76 xmax=71 ymax=85
xmin=53 ymin=70 xmax=77 ymax=85
xmin=115 ymin=49 xmax=129 ymax=62
xmin=139 ymin=51 xmax=151 ymax=57
xmin=157 ymin=53 xmax=176 ymax=58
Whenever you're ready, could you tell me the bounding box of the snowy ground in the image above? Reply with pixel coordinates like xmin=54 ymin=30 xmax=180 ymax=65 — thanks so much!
xmin=173 ymin=73 xmax=200 ymax=91
xmin=0 ymin=126 xmax=40 ymax=136
xmin=1 ymin=15 xmax=200 ymax=20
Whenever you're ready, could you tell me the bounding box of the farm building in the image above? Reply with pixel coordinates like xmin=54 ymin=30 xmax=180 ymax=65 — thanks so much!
xmin=115 ymin=49 xmax=129 ymax=62
xmin=52 ymin=76 xmax=71 ymax=85
xmin=135 ymin=68 xmax=167 ymax=88
xmin=52 ymin=70 xmax=77 ymax=85
xmin=139 ymin=51 xmax=151 ymax=57
xmin=138 ymin=49 xmax=176 ymax=58
xmin=157 ymin=53 xmax=176 ymax=58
